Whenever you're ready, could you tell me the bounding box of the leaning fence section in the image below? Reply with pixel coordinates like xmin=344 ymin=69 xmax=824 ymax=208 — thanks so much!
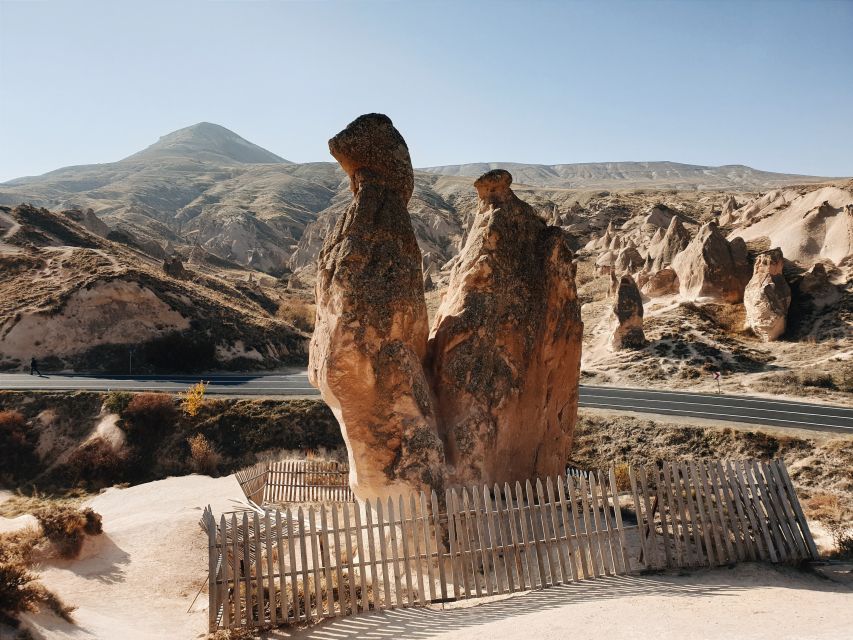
xmin=207 ymin=457 xmax=817 ymax=632
xmin=630 ymin=458 xmax=818 ymax=569
xmin=235 ymin=459 xmax=354 ymax=506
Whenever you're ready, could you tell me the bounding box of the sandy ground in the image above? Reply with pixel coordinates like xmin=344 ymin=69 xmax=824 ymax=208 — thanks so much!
xmin=17 ymin=475 xmax=246 ymax=640
xmin=7 ymin=477 xmax=852 ymax=640
xmin=272 ymin=564 xmax=853 ymax=640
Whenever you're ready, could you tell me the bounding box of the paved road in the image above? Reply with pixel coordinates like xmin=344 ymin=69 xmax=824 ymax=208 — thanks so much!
xmin=0 ymin=372 xmax=851 ymax=433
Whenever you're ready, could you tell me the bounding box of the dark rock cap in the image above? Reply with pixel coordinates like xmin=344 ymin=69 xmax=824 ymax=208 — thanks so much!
xmin=328 ymin=113 xmax=414 ymax=201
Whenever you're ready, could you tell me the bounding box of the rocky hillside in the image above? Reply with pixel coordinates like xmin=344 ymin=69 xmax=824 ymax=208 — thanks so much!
xmin=0 ymin=123 xmax=838 ymax=281
xmin=0 ymin=203 xmax=309 ymax=372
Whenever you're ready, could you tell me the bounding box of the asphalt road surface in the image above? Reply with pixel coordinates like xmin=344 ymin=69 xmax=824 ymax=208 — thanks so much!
xmin=1 ymin=372 xmax=851 ymax=433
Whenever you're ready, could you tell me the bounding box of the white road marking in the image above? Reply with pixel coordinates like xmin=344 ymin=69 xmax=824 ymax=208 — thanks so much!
xmin=581 ymin=401 xmax=852 ymax=431
xmin=580 ymin=392 xmax=853 ymax=420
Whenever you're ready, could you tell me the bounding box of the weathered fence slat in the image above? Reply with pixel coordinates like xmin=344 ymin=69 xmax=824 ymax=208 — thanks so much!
xmin=211 ymin=458 xmax=819 ymax=633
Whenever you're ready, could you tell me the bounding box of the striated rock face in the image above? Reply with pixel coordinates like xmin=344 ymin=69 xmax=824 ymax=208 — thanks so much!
xmin=309 ymin=114 xmax=445 ymax=501
xmin=651 ymin=216 xmax=691 ymax=271
xmin=310 ymin=116 xmax=583 ymax=499
xmin=429 ymin=169 xmax=583 ymax=487
xmin=672 ymin=221 xmax=752 ymax=302
xmin=641 ymin=267 xmax=679 ymax=297
xmin=744 ymin=248 xmax=791 ymax=341
xmin=608 ymin=275 xmax=645 ymax=349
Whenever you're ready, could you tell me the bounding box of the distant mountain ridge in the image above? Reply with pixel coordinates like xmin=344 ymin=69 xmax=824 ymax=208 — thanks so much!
xmin=419 ymin=161 xmax=833 ymax=190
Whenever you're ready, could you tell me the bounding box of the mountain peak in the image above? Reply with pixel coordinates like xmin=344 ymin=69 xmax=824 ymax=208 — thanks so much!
xmin=123 ymin=122 xmax=289 ymax=165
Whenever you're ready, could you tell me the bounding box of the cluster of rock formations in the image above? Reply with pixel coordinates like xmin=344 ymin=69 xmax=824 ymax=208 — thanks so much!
xmin=309 ymin=114 xmax=583 ymax=501
xmin=584 ymin=187 xmax=848 ymax=349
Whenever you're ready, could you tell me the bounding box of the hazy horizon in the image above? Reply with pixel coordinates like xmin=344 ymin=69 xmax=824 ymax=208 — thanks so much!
xmin=1 ymin=0 xmax=852 ymax=182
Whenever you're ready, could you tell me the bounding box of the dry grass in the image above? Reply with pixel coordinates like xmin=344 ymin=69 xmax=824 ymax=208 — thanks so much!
xmin=0 ymin=490 xmax=88 ymax=519
xmin=0 ymin=524 xmax=77 ymax=627
xmin=806 ymin=493 xmax=853 ymax=558
xmin=277 ymin=298 xmax=315 ymax=333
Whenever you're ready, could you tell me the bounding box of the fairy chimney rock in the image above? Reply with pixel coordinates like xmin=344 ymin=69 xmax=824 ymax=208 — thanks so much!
xmin=671 ymin=221 xmax=752 ymax=303
xmin=744 ymin=248 xmax=791 ymax=341
xmin=310 ymin=114 xmax=444 ymax=501
xmin=652 ymin=216 xmax=691 ymax=272
xmin=429 ymin=169 xmax=583 ymax=487
xmin=608 ymin=275 xmax=645 ymax=349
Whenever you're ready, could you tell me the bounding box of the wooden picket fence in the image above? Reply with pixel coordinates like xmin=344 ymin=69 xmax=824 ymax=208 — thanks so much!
xmin=206 ymin=457 xmax=816 ymax=632
xmin=235 ymin=459 xmax=354 ymax=506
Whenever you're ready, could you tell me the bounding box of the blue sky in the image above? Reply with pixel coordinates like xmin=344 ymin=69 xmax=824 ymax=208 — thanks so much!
xmin=1 ymin=0 xmax=852 ymax=181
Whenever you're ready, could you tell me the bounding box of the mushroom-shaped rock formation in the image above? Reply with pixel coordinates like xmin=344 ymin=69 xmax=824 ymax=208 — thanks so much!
xmin=429 ymin=169 xmax=583 ymax=487
xmin=309 ymin=114 xmax=445 ymax=501
xmin=672 ymin=221 xmax=752 ymax=303
xmin=311 ymin=116 xmax=584 ymax=499
xmin=608 ymin=275 xmax=645 ymax=350
xmin=641 ymin=267 xmax=679 ymax=297
xmin=651 ymin=216 xmax=691 ymax=272
xmin=744 ymin=248 xmax=791 ymax=341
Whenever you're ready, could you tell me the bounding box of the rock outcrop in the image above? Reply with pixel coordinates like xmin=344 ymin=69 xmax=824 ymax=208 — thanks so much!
xmin=608 ymin=275 xmax=645 ymax=349
xmin=429 ymin=169 xmax=583 ymax=487
xmin=310 ymin=116 xmax=583 ymax=499
xmin=309 ymin=114 xmax=445 ymax=501
xmin=797 ymin=263 xmax=839 ymax=309
xmin=672 ymin=221 xmax=752 ymax=302
xmin=162 ymin=256 xmax=188 ymax=278
xmin=651 ymin=216 xmax=691 ymax=271
xmin=614 ymin=246 xmax=644 ymax=274
xmin=744 ymin=248 xmax=791 ymax=341
xmin=641 ymin=267 xmax=679 ymax=297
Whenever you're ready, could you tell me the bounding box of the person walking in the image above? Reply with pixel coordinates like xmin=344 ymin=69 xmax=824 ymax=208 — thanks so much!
xmin=30 ymin=357 xmax=42 ymax=376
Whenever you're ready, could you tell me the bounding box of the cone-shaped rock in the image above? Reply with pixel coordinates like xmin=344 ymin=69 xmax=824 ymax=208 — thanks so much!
xmin=672 ymin=221 xmax=752 ymax=302
xmin=309 ymin=114 xmax=445 ymax=501
xmin=608 ymin=275 xmax=645 ymax=349
xmin=615 ymin=246 xmax=644 ymax=274
xmin=651 ymin=216 xmax=691 ymax=271
xmin=744 ymin=248 xmax=791 ymax=341
xmin=428 ymin=169 xmax=583 ymax=487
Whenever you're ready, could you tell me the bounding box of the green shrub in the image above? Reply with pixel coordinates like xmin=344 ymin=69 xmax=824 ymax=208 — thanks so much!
xmin=103 ymin=391 xmax=133 ymax=415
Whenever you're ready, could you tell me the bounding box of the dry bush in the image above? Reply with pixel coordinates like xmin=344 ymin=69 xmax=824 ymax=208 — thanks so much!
xmin=187 ymin=433 xmax=221 ymax=475
xmin=0 ymin=529 xmax=75 ymax=627
xmin=806 ymin=493 xmax=853 ymax=558
xmin=277 ymin=299 xmax=315 ymax=333
xmin=180 ymin=381 xmax=208 ymax=417
xmin=614 ymin=463 xmax=631 ymax=492
xmin=122 ymin=392 xmax=178 ymax=448
xmin=0 ymin=410 xmax=37 ymax=482
xmin=53 ymin=437 xmax=126 ymax=489
xmin=34 ymin=506 xmax=103 ymax=559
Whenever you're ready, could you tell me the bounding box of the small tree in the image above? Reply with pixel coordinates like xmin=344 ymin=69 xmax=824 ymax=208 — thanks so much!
xmin=180 ymin=381 xmax=208 ymax=418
